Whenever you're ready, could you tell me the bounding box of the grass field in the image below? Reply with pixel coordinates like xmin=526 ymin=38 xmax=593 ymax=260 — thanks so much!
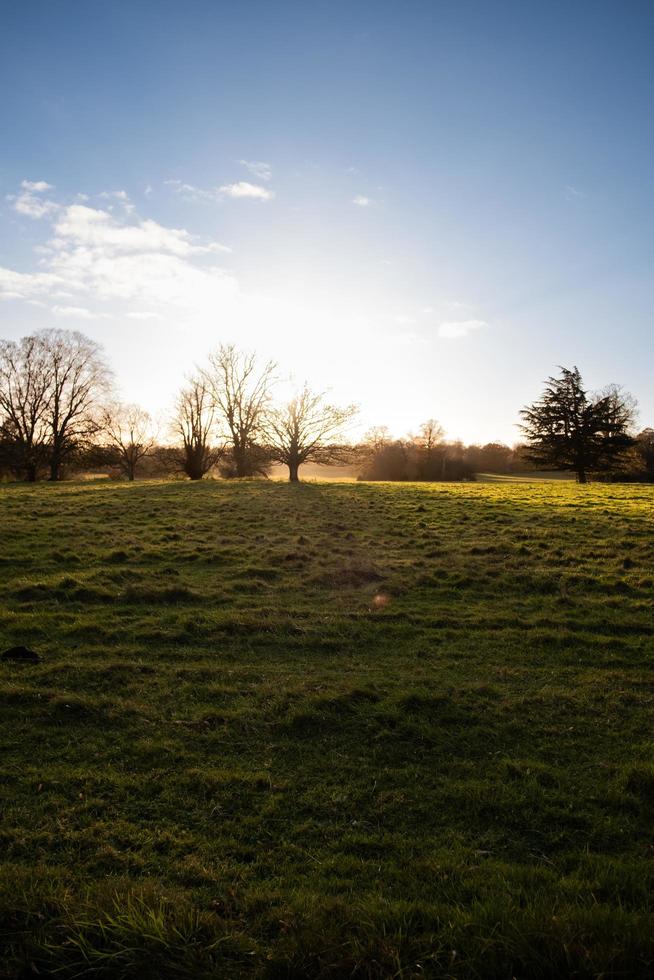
xmin=1 ymin=478 xmax=654 ymax=979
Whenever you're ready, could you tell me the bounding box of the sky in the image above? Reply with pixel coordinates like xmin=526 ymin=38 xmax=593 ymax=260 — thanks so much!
xmin=1 ymin=0 xmax=653 ymax=444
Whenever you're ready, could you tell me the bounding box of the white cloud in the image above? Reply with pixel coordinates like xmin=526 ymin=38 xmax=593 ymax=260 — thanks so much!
xmin=0 ymin=266 xmax=62 ymax=299
xmin=14 ymin=197 xmax=55 ymax=218
xmin=438 ymin=319 xmax=488 ymax=339
xmin=99 ymin=189 xmax=134 ymax=211
xmin=167 ymin=178 xmax=274 ymax=203
xmin=52 ymin=305 xmax=102 ymax=319
xmin=8 ymin=180 xmax=60 ymax=219
xmin=0 ymin=186 xmax=238 ymax=317
xmin=126 ymin=311 xmax=161 ymax=320
xmin=100 ymin=190 xmax=128 ymax=201
xmin=352 ymin=195 xmax=372 ymax=207
xmin=165 ymin=179 xmax=218 ymax=203
xmin=22 ymin=180 xmax=53 ymax=192
xmin=53 ymin=204 xmax=229 ymax=256
xmin=564 ymin=184 xmax=586 ymax=200
xmin=219 ymin=181 xmax=274 ymax=201
xmin=239 ymin=160 xmax=272 ymax=181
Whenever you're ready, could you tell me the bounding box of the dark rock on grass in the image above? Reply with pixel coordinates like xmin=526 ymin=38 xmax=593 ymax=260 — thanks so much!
xmin=2 ymin=645 xmax=40 ymax=663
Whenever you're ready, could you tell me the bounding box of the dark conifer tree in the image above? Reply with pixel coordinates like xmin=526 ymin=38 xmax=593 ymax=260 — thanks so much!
xmin=520 ymin=366 xmax=635 ymax=483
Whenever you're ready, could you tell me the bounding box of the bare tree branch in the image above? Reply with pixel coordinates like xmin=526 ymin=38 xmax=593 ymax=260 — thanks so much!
xmin=101 ymin=402 xmax=156 ymax=481
xmin=171 ymin=375 xmax=224 ymax=480
xmin=204 ymin=344 xmax=276 ymax=477
xmin=263 ymin=385 xmax=358 ymax=481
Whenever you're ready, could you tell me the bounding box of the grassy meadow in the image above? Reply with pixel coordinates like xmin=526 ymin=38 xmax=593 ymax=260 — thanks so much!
xmin=1 ymin=478 xmax=654 ymax=978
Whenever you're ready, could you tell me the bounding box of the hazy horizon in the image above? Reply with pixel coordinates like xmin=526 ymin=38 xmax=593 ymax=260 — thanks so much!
xmin=2 ymin=1 xmax=653 ymax=444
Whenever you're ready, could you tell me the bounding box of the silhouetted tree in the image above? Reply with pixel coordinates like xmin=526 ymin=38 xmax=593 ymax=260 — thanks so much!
xmin=520 ymin=366 xmax=636 ymax=483
xmin=359 ymin=439 xmax=410 ymax=481
xmin=173 ymin=376 xmax=222 ymax=480
xmin=359 ymin=423 xmax=475 ymax=482
xmin=102 ymin=403 xmax=156 ymax=481
xmin=465 ymin=442 xmax=515 ymax=474
xmin=417 ymin=419 xmax=445 ymax=451
xmin=0 ymin=334 xmax=52 ymax=480
xmin=42 ymin=330 xmax=110 ymax=481
xmin=636 ymin=428 xmax=654 ymax=476
xmin=364 ymin=426 xmax=392 ymax=450
xmin=415 ymin=418 xmax=446 ymax=479
xmin=204 ymin=344 xmax=275 ymax=477
xmin=263 ymin=386 xmax=357 ymax=481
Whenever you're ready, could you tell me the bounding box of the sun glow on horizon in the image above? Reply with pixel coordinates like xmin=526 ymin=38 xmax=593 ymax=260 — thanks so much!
xmin=0 ymin=178 xmax=520 ymax=446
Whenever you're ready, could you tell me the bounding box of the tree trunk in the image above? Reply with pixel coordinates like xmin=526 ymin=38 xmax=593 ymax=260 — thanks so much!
xmin=233 ymin=445 xmax=247 ymax=478
xmin=577 ymin=468 xmax=587 ymax=484
xmin=26 ymin=462 xmax=37 ymax=483
xmin=288 ymin=460 xmax=300 ymax=482
xmin=49 ymin=457 xmax=60 ymax=482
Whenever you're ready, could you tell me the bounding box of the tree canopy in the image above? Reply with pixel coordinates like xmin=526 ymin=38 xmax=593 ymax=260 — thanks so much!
xmin=520 ymin=367 xmax=636 ymax=483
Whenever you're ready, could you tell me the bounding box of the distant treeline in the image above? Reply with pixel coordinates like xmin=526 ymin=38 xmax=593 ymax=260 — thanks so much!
xmin=1 ymin=328 xmax=652 ymax=484
xmin=357 ymin=423 xmax=530 ymax=482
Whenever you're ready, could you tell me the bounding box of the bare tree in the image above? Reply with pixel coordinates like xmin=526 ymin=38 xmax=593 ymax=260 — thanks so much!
xmin=101 ymin=403 xmax=156 ymax=481
xmin=172 ymin=375 xmax=222 ymax=480
xmin=0 ymin=334 xmax=52 ymax=481
xmin=204 ymin=344 xmax=276 ymax=477
xmin=42 ymin=329 xmax=110 ymax=481
xmin=263 ymin=385 xmax=358 ymax=482
xmin=363 ymin=425 xmax=393 ymax=452
xmin=417 ymin=419 xmax=445 ymax=451
xmin=415 ymin=418 xmax=446 ymax=479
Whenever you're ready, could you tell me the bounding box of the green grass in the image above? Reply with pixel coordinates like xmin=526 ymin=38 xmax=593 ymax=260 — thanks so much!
xmin=1 ymin=478 xmax=653 ymax=978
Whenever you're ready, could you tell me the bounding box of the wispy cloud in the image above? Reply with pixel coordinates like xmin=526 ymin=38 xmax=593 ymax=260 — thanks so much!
xmin=564 ymin=184 xmax=586 ymax=200
xmin=438 ymin=319 xmax=489 ymax=339
xmin=164 ymin=179 xmax=214 ymax=202
xmin=0 ymin=184 xmax=237 ymax=317
xmin=99 ymin=189 xmax=135 ymax=213
xmin=22 ymin=180 xmax=52 ymax=192
xmin=0 ymin=266 xmax=61 ymax=300
xmin=219 ymin=181 xmax=274 ymax=201
xmin=352 ymin=195 xmax=372 ymax=207
xmin=52 ymin=305 xmax=107 ymax=319
xmin=239 ymin=160 xmax=272 ymax=182
xmin=166 ymin=178 xmax=274 ymax=203
xmin=7 ymin=179 xmax=59 ymax=219
xmin=53 ymin=204 xmax=230 ymax=256
xmin=100 ymin=190 xmax=129 ymax=201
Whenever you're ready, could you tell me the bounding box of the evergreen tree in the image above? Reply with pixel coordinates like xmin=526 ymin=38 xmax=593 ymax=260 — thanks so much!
xmin=520 ymin=366 xmax=635 ymax=483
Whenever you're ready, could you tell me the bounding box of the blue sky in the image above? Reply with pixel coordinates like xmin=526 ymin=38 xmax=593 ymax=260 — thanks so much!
xmin=1 ymin=0 xmax=653 ymax=442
